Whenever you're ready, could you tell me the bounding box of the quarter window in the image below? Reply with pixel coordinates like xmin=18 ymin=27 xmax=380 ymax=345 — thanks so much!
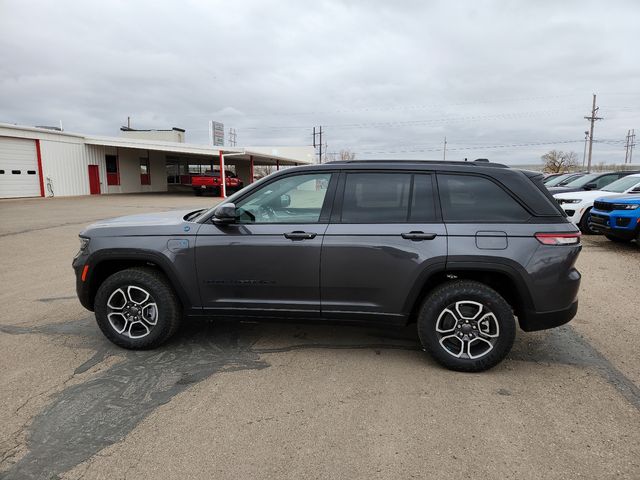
xmin=236 ymin=173 xmax=332 ymax=224
xmin=438 ymin=174 xmax=530 ymax=222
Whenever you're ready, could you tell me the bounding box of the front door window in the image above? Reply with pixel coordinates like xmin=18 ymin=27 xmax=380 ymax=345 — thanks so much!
xmin=235 ymin=173 xmax=332 ymax=224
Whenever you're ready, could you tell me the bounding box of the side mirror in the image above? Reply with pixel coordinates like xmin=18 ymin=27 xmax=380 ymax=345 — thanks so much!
xmin=584 ymin=182 xmax=598 ymax=190
xmin=280 ymin=194 xmax=291 ymax=208
xmin=213 ymin=203 xmax=237 ymax=224
xmin=631 ymin=187 xmax=640 ymax=194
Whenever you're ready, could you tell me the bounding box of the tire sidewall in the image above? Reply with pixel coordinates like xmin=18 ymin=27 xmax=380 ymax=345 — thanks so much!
xmin=579 ymin=208 xmax=595 ymax=235
xmin=94 ymin=269 xmax=177 ymax=349
xmin=418 ymin=281 xmax=516 ymax=372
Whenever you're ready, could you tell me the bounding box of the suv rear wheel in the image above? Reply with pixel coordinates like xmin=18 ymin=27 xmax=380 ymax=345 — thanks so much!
xmin=94 ymin=267 xmax=181 ymax=349
xmin=417 ymin=280 xmax=516 ymax=372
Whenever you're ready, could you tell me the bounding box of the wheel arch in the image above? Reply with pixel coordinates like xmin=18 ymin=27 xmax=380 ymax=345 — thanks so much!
xmin=84 ymin=249 xmax=191 ymax=312
xmin=405 ymin=260 xmax=535 ymax=325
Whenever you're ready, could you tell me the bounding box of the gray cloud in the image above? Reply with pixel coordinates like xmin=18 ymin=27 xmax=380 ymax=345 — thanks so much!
xmin=1 ymin=0 xmax=639 ymax=165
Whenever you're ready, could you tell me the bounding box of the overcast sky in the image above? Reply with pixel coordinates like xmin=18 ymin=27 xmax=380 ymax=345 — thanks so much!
xmin=1 ymin=0 xmax=639 ymax=164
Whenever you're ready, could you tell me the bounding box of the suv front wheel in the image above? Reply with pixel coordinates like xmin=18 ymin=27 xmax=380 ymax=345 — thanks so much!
xmin=417 ymin=280 xmax=516 ymax=372
xmin=94 ymin=267 xmax=182 ymax=349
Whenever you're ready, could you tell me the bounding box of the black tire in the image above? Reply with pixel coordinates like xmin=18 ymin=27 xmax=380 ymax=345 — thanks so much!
xmin=94 ymin=267 xmax=181 ymax=349
xmin=579 ymin=208 xmax=595 ymax=235
xmin=417 ymin=280 xmax=516 ymax=372
xmin=605 ymin=234 xmax=631 ymax=243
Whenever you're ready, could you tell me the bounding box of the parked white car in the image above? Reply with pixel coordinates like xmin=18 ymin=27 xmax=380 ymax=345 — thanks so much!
xmin=553 ymin=173 xmax=640 ymax=234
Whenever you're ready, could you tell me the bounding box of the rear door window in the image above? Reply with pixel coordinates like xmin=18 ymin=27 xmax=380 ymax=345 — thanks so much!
xmin=340 ymin=172 xmax=436 ymax=223
xmin=437 ymin=174 xmax=530 ymax=222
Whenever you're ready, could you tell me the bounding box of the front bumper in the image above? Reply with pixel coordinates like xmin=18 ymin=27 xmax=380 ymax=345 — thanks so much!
xmin=560 ymin=205 xmax=586 ymax=224
xmin=518 ymin=300 xmax=578 ymax=332
xmin=72 ymin=254 xmax=93 ymax=311
xmin=589 ymin=210 xmax=639 ymax=238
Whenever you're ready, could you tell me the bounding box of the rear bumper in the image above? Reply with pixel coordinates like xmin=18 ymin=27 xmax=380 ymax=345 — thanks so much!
xmin=518 ymin=300 xmax=578 ymax=332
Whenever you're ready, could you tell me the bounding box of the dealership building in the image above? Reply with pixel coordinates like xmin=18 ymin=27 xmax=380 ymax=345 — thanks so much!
xmin=0 ymin=122 xmax=315 ymax=199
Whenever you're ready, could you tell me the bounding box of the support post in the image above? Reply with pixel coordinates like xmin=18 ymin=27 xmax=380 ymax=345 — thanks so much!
xmin=276 ymin=159 xmax=280 ymax=171
xmin=250 ymin=155 xmax=254 ymax=183
xmin=219 ymin=150 xmax=226 ymax=198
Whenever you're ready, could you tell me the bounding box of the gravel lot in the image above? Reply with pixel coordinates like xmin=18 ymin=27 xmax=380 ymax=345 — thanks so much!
xmin=1 ymin=193 xmax=639 ymax=480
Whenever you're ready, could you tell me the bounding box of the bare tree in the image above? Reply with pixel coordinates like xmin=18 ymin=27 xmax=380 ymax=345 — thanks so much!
xmin=339 ymin=149 xmax=356 ymax=161
xmin=540 ymin=150 xmax=579 ymax=173
xmin=325 ymin=149 xmax=356 ymax=162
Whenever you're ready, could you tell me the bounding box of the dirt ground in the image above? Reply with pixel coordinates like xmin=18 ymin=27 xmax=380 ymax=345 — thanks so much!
xmin=0 ymin=193 xmax=638 ymax=480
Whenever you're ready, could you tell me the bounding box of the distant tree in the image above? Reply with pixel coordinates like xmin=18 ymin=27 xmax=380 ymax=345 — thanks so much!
xmin=325 ymin=149 xmax=356 ymax=162
xmin=541 ymin=150 xmax=579 ymax=173
xmin=339 ymin=149 xmax=356 ymax=161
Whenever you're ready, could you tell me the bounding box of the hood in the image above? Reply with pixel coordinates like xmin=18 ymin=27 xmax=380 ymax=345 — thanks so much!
xmin=81 ymin=209 xmax=203 ymax=237
xmin=553 ymin=189 xmax=615 ymax=202
xmin=547 ymin=186 xmax=585 ymax=194
xmin=594 ymin=194 xmax=640 ymax=205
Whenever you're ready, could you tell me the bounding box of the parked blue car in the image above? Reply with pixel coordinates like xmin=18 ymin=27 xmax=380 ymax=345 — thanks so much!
xmin=589 ymin=194 xmax=640 ymax=244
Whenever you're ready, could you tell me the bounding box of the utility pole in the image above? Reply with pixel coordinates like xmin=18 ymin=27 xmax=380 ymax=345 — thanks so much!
xmin=443 ymin=137 xmax=447 ymax=161
xmin=582 ymin=131 xmax=589 ymax=169
xmin=584 ymin=94 xmax=603 ymax=173
xmin=624 ymin=129 xmax=636 ymax=164
xmin=313 ymin=126 xmax=324 ymax=163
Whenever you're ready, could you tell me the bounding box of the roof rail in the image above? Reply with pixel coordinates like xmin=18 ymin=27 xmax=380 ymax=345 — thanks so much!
xmin=323 ymin=159 xmax=508 ymax=168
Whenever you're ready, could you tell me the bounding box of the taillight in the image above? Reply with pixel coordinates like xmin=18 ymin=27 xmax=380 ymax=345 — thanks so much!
xmin=535 ymin=232 xmax=581 ymax=246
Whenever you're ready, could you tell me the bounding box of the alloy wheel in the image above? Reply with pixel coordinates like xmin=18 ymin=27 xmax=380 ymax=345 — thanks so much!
xmin=435 ymin=300 xmax=500 ymax=360
xmin=106 ymin=286 xmax=158 ymax=339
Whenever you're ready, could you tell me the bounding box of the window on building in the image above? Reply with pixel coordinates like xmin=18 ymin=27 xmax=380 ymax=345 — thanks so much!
xmin=438 ymin=174 xmax=530 ymax=222
xmin=140 ymin=157 xmax=150 ymax=185
xmin=106 ymin=155 xmax=119 ymax=185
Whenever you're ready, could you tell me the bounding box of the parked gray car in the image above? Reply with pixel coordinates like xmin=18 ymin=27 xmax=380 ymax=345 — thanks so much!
xmin=73 ymin=160 xmax=582 ymax=372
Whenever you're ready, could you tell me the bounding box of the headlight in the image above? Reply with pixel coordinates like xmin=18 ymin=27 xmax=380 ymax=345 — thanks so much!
xmin=557 ymin=199 xmax=581 ymax=205
xmin=613 ymin=204 xmax=639 ymax=210
xmin=79 ymin=236 xmax=90 ymax=251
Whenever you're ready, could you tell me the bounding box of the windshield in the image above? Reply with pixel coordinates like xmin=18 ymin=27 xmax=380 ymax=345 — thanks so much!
xmin=564 ymin=173 xmax=600 ymax=187
xmin=545 ymin=173 xmax=574 ymax=187
xmin=602 ymin=176 xmax=640 ymax=193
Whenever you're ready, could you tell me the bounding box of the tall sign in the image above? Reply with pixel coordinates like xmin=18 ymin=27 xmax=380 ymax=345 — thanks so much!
xmin=208 ymin=120 xmax=225 ymax=146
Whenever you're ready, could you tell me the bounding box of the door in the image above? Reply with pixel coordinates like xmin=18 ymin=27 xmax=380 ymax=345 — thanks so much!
xmin=0 ymin=137 xmax=40 ymax=198
xmin=195 ymin=171 xmax=336 ymax=317
xmin=321 ymin=171 xmax=447 ymax=323
xmin=88 ymin=165 xmax=101 ymax=194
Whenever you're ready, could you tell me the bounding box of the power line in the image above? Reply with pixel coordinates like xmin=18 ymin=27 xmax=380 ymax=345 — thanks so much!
xmin=357 ymin=139 xmax=584 ymax=155
xmin=240 ymin=108 xmax=586 ymax=132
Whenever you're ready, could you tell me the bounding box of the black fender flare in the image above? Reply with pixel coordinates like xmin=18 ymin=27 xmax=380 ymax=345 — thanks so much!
xmin=83 ymin=248 xmax=192 ymax=311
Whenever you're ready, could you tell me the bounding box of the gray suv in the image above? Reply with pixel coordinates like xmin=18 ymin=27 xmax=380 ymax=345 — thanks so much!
xmin=73 ymin=160 xmax=582 ymax=372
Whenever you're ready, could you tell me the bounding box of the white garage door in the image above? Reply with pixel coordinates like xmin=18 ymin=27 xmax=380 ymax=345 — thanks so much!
xmin=0 ymin=137 xmax=41 ymax=198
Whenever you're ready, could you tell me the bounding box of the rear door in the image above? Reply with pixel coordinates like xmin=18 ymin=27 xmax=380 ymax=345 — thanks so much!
xmin=320 ymin=171 xmax=447 ymax=323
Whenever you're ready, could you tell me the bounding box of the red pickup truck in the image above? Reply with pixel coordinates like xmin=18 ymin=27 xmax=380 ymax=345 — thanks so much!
xmin=191 ymin=170 xmax=244 ymax=196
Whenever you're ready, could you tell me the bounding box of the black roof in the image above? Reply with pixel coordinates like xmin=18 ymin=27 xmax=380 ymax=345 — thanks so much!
xmin=324 ymin=159 xmax=508 ymax=168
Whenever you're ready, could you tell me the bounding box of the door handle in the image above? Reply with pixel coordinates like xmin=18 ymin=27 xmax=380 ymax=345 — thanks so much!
xmin=401 ymin=231 xmax=437 ymax=241
xmin=284 ymin=231 xmax=317 ymax=240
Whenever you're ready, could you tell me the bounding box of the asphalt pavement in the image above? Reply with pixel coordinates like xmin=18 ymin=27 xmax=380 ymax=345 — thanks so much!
xmin=0 ymin=193 xmax=638 ymax=480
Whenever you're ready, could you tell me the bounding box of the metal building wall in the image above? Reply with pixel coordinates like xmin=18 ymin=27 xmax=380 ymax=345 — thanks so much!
xmin=39 ymin=139 xmax=108 ymax=197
